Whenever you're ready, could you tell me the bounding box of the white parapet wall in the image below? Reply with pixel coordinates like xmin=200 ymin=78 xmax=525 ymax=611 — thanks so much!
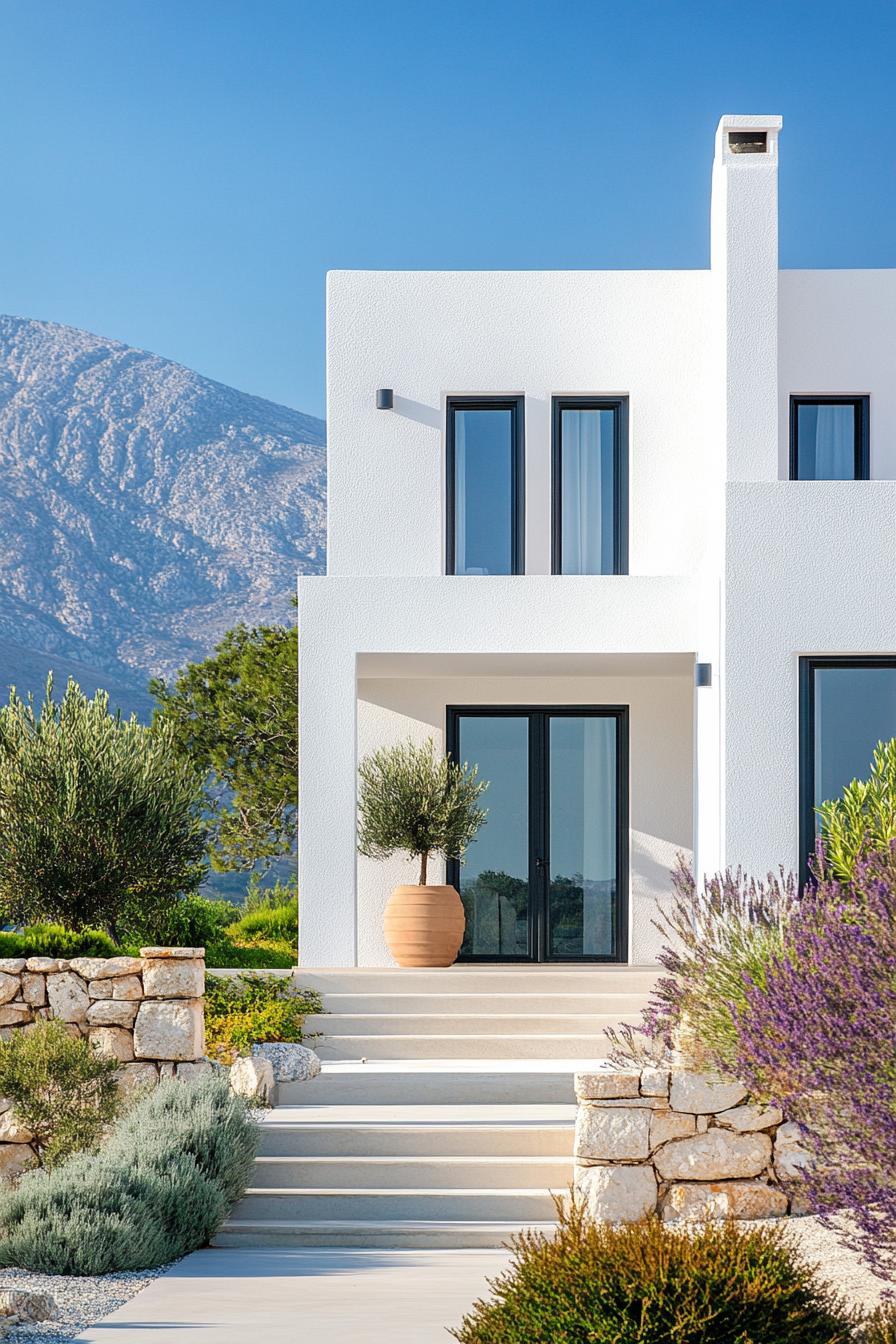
xmin=0 ymin=946 xmax=209 ymax=1180
xmin=574 ymin=1067 xmax=809 ymax=1223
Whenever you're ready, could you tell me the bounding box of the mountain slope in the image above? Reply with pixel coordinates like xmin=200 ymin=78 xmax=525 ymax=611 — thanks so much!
xmin=0 ymin=315 xmax=326 ymax=706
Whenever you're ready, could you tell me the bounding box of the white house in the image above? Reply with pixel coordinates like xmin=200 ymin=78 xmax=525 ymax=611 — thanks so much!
xmin=296 ymin=114 xmax=896 ymax=970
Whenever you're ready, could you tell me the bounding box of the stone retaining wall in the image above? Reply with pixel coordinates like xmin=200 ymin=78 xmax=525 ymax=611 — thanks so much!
xmin=0 ymin=945 xmax=207 ymax=1179
xmin=574 ymin=1067 xmax=809 ymax=1224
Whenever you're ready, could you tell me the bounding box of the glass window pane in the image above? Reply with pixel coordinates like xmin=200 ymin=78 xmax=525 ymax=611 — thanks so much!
xmin=796 ymin=403 xmax=857 ymax=480
xmin=452 ymin=407 xmax=516 ymax=575
xmin=560 ymin=407 xmax=617 ymax=574
xmin=457 ymin=716 xmax=529 ymax=957
xmin=548 ymin=716 xmax=617 ymax=958
xmin=813 ymin=666 xmax=896 ymax=819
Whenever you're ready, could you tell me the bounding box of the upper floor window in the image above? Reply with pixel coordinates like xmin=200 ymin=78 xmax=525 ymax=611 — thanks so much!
xmin=552 ymin=398 xmax=628 ymax=575
xmin=446 ymin=398 xmax=524 ymax=575
xmin=789 ymin=397 xmax=869 ymax=481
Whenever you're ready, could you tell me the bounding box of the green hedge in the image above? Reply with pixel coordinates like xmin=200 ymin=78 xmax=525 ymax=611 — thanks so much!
xmin=0 ymin=1075 xmax=258 ymax=1274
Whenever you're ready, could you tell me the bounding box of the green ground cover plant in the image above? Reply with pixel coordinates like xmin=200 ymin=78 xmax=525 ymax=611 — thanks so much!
xmin=204 ymin=971 xmax=322 ymax=1063
xmin=0 ymin=925 xmax=122 ymax=960
xmin=0 ymin=1075 xmax=258 ymax=1274
xmin=451 ymin=1202 xmax=857 ymax=1344
xmin=0 ymin=1020 xmax=120 ymax=1168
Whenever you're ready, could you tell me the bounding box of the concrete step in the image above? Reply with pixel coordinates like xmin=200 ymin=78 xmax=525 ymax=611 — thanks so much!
xmin=295 ymin=967 xmax=658 ymax=995
xmin=278 ymin=1061 xmax=585 ymax=1105
xmin=317 ymin=991 xmax=650 ymax=1015
xmin=314 ymin=1033 xmax=614 ymax=1061
xmin=251 ymin=1155 xmax=572 ymax=1190
xmin=231 ymin=1187 xmax=565 ymax=1222
xmin=258 ymin=1106 xmax=575 ymax=1156
xmin=213 ymin=1218 xmax=558 ymax=1249
xmin=306 ymin=1012 xmax=636 ymax=1037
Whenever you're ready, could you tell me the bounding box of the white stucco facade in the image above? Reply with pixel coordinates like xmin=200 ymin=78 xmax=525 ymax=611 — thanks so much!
xmin=298 ymin=113 xmax=896 ymax=968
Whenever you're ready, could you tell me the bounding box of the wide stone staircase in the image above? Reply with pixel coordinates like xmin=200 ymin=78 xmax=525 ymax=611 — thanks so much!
xmin=214 ymin=965 xmax=656 ymax=1249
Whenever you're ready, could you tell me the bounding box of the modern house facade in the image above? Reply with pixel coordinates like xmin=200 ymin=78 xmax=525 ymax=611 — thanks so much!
xmin=297 ymin=114 xmax=896 ymax=969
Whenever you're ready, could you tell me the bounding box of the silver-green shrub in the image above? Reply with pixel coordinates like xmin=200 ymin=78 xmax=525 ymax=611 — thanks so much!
xmin=0 ymin=1075 xmax=258 ymax=1274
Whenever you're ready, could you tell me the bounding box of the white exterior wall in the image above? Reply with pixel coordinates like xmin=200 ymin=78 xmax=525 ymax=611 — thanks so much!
xmin=298 ymin=111 xmax=896 ymax=968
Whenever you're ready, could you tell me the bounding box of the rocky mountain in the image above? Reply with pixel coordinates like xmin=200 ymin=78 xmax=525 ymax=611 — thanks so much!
xmin=0 ymin=315 xmax=326 ymax=712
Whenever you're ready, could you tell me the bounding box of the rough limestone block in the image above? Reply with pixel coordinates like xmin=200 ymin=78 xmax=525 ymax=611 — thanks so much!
xmin=115 ymin=1061 xmax=159 ymax=1102
xmin=0 ymin=974 xmax=19 ymax=1007
xmin=575 ymin=1070 xmax=640 ymax=1101
xmin=575 ymin=1104 xmax=651 ymax=1161
xmin=92 ymin=956 xmax=144 ymax=979
xmin=696 ymin=1115 xmax=709 ymax=1133
xmin=230 ymin=1055 xmax=275 ymax=1104
xmin=774 ymin=1120 xmax=812 ymax=1180
xmin=576 ymin=1163 xmax=657 ymax=1223
xmin=640 ymin=1067 xmax=670 ymax=1097
xmin=24 ymin=958 xmax=62 ymax=974
xmin=68 ymin=958 xmax=106 ymax=981
xmin=86 ymin=999 xmax=139 ymax=1028
xmin=0 ymin=1144 xmax=35 ymax=1182
xmin=0 ymin=960 xmax=25 ymax=976
xmin=649 ymin=1109 xmax=696 ymax=1149
xmin=251 ymin=1042 xmax=321 ymax=1083
xmin=654 ymin=1129 xmax=772 ymax=1181
xmin=0 ymin=1005 xmax=31 ymax=1028
xmin=669 ymin=1071 xmax=747 ymax=1114
xmin=112 ymin=975 xmax=143 ymax=1000
xmin=134 ymin=999 xmax=204 ymax=1061
xmin=0 ymin=1288 xmax=56 ymax=1321
xmin=46 ymin=972 xmax=89 ymax=1023
xmin=662 ymin=1180 xmax=788 ymax=1223
xmin=717 ymin=1103 xmax=783 ymax=1132
xmin=142 ymin=958 xmax=204 ymax=1000
xmin=0 ymin=1111 xmax=33 ymax=1143
xmin=20 ymin=974 xmax=46 ymax=1008
xmin=176 ymin=1058 xmax=215 ymax=1083
xmin=158 ymin=1062 xmax=176 ymax=1079
xmin=88 ymin=979 xmax=114 ymax=1000
xmin=89 ymin=1026 xmax=134 ymax=1063
xmin=139 ymin=946 xmax=205 ymax=959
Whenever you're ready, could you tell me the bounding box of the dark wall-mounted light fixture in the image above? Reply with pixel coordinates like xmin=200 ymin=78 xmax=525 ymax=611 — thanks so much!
xmin=376 ymin=388 xmax=394 ymax=410
xmin=695 ymin=662 xmax=713 ymax=688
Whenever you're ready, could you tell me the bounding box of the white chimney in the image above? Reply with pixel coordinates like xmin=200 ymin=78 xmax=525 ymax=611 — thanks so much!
xmin=711 ymin=114 xmax=783 ymax=482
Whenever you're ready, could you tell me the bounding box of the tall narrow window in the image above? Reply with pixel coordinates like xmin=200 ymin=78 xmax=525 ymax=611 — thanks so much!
xmin=799 ymin=658 xmax=896 ymax=882
xmin=790 ymin=397 xmax=869 ymax=481
xmin=447 ymin=398 xmax=524 ymax=575
xmin=552 ymin=398 xmax=628 ymax=574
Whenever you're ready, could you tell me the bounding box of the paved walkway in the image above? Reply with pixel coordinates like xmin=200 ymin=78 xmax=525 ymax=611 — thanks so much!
xmin=76 ymin=1246 xmax=513 ymax=1343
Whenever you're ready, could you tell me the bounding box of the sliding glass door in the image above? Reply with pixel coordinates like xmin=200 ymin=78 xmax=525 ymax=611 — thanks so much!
xmin=447 ymin=706 xmax=629 ymax=962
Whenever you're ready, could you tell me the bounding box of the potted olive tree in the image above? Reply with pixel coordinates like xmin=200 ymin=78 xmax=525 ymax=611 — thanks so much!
xmin=357 ymin=737 xmax=488 ymax=967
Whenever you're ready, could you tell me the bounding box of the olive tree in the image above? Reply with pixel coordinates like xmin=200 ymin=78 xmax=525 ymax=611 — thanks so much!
xmin=0 ymin=677 xmax=207 ymax=935
xmin=357 ymin=737 xmax=488 ymax=885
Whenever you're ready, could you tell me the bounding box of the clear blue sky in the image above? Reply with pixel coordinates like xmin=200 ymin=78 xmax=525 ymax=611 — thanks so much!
xmin=1 ymin=0 xmax=894 ymax=421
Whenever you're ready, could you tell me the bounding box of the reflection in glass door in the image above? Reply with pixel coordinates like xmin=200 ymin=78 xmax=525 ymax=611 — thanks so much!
xmin=447 ymin=707 xmax=628 ymax=962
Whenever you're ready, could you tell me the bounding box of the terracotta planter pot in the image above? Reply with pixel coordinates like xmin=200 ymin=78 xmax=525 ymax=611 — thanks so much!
xmin=383 ymin=884 xmax=466 ymax=967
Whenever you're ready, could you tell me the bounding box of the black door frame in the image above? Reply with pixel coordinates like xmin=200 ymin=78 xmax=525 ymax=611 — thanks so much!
xmin=446 ymin=705 xmax=630 ymax=963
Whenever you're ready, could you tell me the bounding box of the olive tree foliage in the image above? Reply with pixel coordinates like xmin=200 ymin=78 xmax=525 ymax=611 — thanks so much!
xmin=151 ymin=622 xmax=297 ymax=872
xmin=0 ymin=677 xmax=207 ymax=934
xmin=817 ymin=738 xmax=896 ymax=880
xmin=357 ymin=737 xmax=488 ymax=885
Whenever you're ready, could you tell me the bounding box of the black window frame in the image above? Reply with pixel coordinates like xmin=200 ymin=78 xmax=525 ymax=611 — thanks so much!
xmin=446 ymin=396 xmax=525 ymax=576
xmin=446 ymin=704 xmax=630 ymax=963
xmin=551 ymin=396 xmax=629 ymax=575
xmin=789 ymin=396 xmax=870 ymax=482
xmin=799 ymin=656 xmax=896 ymax=886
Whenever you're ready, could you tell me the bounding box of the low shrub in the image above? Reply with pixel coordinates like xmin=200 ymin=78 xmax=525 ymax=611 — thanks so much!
xmin=204 ymin=940 xmax=295 ymax=969
xmin=242 ymin=875 xmax=295 ymax=915
xmin=0 ymin=1074 xmax=258 ymax=1274
xmin=862 ymin=1305 xmax=896 ymax=1343
xmin=204 ymin=972 xmax=322 ymax=1063
xmin=119 ymin=892 xmax=238 ymax=949
xmin=450 ymin=1202 xmax=856 ymax=1344
xmin=227 ymin=897 xmax=298 ymax=946
xmin=0 ymin=1019 xmax=120 ymax=1167
xmin=0 ymin=925 xmax=122 ymax=961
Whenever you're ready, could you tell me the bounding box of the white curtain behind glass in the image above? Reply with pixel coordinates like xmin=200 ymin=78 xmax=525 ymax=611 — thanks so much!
xmin=561 ymin=410 xmax=614 ymax=573
xmin=810 ymin=404 xmax=854 ymax=479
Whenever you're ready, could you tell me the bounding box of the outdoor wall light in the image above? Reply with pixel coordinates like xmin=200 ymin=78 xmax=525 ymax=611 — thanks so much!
xmin=696 ymin=662 xmax=713 ymax=688
xmin=376 ymin=388 xmax=394 ymax=410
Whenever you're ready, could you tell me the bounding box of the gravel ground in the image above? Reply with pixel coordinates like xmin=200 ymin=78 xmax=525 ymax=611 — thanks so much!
xmin=0 ymin=1265 xmax=170 ymax=1341
xmin=760 ymin=1215 xmax=893 ymax=1312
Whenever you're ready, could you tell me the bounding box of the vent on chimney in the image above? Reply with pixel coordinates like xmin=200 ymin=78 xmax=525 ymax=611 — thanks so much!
xmin=727 ymin=130 xmax=768 ymax=154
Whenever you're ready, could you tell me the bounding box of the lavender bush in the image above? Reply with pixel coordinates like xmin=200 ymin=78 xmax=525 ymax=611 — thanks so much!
xmin=730 ymin=847 xmax=896 ymax=1276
